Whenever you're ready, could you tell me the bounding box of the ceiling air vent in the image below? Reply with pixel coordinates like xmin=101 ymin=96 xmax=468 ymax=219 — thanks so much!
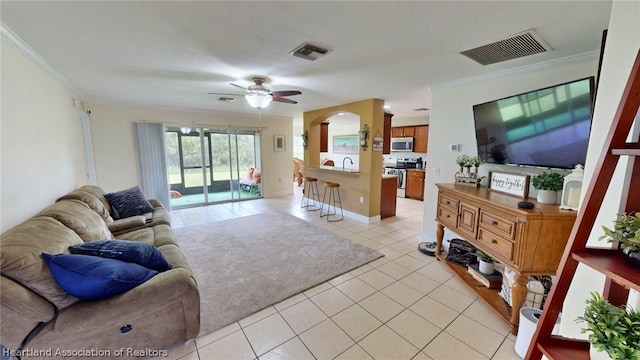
xmin=217 ymin=97 xmax=236 ymax=103
xmin=413 ymin=108 xmax=430 ymax=112
xmin=460 ymin=29 xmax=552 ymax=66
xmin=290 ymin=42 xmax=332 ymax=61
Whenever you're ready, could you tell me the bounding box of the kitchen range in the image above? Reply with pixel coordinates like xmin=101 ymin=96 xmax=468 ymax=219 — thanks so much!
xmin=384 ymin=157 xmax=423 ymax=198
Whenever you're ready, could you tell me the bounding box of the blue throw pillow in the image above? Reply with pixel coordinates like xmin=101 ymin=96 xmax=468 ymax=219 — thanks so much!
xmin=104 ymin=186 xmax=155 ymax=219
xmin=68 ymin=239 xmax=172 ymax=272
xmin=42 ymin=253 xmax=158 ymax=300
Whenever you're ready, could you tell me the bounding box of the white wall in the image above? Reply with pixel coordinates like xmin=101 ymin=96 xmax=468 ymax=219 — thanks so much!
xmin=421 ymin=56 xmax=599 ymax=243
xmin=560 ymin=0 xmax=640 ymax=337
xmin=1 ymin=39 xmax=87 ymax=232
xmin=87 ymin=103 xmax=294 ymax=197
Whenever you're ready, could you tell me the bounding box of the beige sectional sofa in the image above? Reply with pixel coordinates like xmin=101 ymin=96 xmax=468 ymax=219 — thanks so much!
xmin=0 ymin=185 xmax=200 ymax=359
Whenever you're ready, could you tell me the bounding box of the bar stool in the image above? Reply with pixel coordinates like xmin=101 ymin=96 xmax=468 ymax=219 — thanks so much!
xmin=301 ymin=177 xmax=321 ymax=211
xmin=320 ymin=181 xmax=344 ymax=222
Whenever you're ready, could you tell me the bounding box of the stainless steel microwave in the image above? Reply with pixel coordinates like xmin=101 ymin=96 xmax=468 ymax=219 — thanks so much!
xmin=390 ymin=137 xmax=413 ymax=152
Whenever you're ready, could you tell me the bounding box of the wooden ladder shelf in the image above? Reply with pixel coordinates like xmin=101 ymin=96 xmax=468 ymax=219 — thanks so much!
xmin=526 ymin=49 xmax=640 ymax=359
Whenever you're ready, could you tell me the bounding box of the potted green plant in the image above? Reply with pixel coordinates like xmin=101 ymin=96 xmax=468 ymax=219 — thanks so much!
xmin=531 ymin=171 xmax=564 ymax=204
xmin=475 ymin=250 xmax=495 ymax=274
xmin=470 ymin=155 xmax=483 ymax=174
xmin=455 ymin=155 xmax=471 ymax=173
xmin=576 ymin=292 xmax=640 ymax=360
xmin=599 ymin=212 xmax=640 ymax=267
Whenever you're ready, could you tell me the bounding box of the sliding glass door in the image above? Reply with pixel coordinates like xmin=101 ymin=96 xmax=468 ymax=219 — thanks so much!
xmin=165 ymin=126 xmax=262 ymax=208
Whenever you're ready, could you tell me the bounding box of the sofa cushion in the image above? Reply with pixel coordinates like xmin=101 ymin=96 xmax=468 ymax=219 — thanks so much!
xmin=37 ymin=199 xmax=113 ymax=241
xmin=0 ymin=217 xmax=83 ymax=309
xmin=57 ymin=186 xmax=114 ymax=225
xmin=104 ymin=186 xmax=155 ymax=219
xmin=69 ymin=239 xmax=172 ymax=272
xmin=41 ymin=253 xmax=158 ymax=300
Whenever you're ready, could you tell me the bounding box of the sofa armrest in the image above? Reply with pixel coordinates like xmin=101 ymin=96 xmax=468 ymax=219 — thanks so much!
xmin=108 ymin=215 xmax=146 ymax=234
xmin=53 ymin=268 xmax=200 ymax=338
xmin=143 ymin=202 xmax=170 ymax=227
xmin=148 ymin=199 xmax=164 ymax=208
xmin=1 ymin=276 xmax=56 ymax=350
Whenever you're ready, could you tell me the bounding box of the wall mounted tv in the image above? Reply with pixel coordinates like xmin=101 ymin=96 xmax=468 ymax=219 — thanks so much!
xmin=473 ymin=76 xmax=595 ymax=170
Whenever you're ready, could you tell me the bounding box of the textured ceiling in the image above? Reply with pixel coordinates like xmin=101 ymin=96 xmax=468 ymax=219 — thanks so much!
xmin=1 ymin=1 xmax=612 ymax=120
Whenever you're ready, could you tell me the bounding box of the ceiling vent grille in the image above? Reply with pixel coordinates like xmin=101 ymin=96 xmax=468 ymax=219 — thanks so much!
xmin=460 ymin=29 xmax=552 ymax=66
xmin=290 ymin=42 xmax=332 ymax=61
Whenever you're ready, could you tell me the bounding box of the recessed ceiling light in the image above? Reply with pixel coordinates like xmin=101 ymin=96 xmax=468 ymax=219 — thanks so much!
xmin=383 ymin=105 xmax=390 ymax=109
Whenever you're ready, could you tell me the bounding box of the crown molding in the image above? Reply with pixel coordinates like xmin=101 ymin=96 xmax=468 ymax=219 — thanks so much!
xmin=1 ymin=22 xmax=75 ymax=91
xmin=430 ymin=51 xmax=600 ymax=91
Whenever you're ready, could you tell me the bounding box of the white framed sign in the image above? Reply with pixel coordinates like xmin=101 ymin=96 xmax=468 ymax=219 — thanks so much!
xmin=372 ymin=136 xmax=383 ymax=152
xmin=488 ymin=171 xmax=530 ymax=199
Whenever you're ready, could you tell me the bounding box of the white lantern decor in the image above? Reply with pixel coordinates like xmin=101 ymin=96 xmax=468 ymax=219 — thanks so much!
xmin=560 ymin=164 xmax=584 ymax=211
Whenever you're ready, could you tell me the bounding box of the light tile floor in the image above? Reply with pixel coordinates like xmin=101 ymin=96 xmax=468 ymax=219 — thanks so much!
xmin=163 ymin=186 xmax=521 ymax=360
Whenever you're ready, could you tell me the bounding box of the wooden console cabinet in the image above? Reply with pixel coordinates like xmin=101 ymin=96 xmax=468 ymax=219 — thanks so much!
xmin=434 ymin=184 xmax=576 ymax=334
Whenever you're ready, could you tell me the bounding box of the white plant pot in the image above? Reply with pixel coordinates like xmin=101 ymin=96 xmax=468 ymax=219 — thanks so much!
xmin=590 ymin=344 xmax=612 ymax=360
xmin=537 ymin=190 xmax=557 ymax=204
xmin=478 ymin=260 xmax=495 ymax=274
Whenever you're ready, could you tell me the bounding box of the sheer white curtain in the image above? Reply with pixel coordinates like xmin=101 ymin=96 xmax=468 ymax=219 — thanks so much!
xmin=135 ymin=122 xmax=170 ymax=210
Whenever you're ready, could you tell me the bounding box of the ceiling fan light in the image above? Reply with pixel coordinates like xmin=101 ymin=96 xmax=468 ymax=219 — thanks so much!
xmin=245 ymin=94 xmax=272 ymax=109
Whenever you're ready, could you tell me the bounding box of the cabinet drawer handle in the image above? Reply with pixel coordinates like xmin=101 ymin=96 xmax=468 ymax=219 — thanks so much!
xmin=446 ymin=201 xmax=450 ymax=205
xmin=491 ymin=239 xmax=498 ymax=244
xmin=491 ymin=221 xmax=498 ymax=226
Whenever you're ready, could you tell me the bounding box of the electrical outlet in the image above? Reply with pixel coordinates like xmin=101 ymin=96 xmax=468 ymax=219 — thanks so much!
xmin=359 ymin=196 xmax=364 ymax=203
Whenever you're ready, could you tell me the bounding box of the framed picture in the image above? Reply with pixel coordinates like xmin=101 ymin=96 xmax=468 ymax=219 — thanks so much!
xmin=372 ymin=136 xmax=383 ymax=152
xmin=488 ymin=171 xmax=530 ymax=198
xmin=274 ymin=135 xmax=285 ymax=152
xmin=333 ymin=135 xmax=359 ymax=154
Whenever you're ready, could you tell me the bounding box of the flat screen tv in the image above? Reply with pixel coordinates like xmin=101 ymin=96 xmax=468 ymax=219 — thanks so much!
xmin=473 ymin=76 xmax=595 ymax=169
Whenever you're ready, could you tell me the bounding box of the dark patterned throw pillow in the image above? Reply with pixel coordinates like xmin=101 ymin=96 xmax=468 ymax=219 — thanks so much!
xmin=104 ymin=186 xmax=155 ymax=219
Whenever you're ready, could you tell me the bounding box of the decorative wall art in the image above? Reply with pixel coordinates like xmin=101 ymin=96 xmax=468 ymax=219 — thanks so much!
xmin=333 ymin=135 xmax=359 ymax=154
xmin=274 ymin=135 xmax=285 ymax=152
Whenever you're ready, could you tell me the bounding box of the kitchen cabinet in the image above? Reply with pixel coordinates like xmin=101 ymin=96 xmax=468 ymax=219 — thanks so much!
xmin=320 ymin=123 xmax=329 ymax=152
xmin=391 ymin=126 xmax=415 ymax=137
xmin=383 ymin=113 xmax=393 ymax=154
xmin=413 ymin=125 xmax=429 ymax=153
xmin=380 ymin=175 xmax=398 ymax=218
xmin=405 ymin=169 xmax=425 ymax=200
xmin=434 ymin=184 xmax=576 ymax=334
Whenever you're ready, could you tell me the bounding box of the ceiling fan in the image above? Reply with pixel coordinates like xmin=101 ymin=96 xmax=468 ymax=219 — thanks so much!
xmin=209 ymin=77 xmax=301 ymax=109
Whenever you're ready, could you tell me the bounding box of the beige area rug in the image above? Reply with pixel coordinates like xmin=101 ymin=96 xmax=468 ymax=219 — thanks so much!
xmin=173 ymin=212 xmax=383 ymax=336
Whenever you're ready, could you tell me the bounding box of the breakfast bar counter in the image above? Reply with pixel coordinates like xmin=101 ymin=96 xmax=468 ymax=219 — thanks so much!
xmin=307 ymin=165 xmax=360 ymax=174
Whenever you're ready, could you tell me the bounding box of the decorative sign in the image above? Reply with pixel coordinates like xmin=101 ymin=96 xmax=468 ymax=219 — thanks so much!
xmin=488 ymin=171 xmax=530 ymax=198
xmin=372 ymin=136 xmax=383 ymax=152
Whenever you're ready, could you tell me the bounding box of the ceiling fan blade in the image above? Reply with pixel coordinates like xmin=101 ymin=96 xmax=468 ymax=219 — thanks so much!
xmin=270 ymin=90 xmax=301 ymax=97
xmin=208 ymin=92 xmax=243 ymax=96
xmin=272 ymin=97 xmax=298 ymax=104
xmin=230 ymin=83 xmax=248 ymax=91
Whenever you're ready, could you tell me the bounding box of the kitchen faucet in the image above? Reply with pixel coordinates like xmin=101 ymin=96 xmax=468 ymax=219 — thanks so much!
xmin=343 ymin=157 xmax=354 ymax=170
